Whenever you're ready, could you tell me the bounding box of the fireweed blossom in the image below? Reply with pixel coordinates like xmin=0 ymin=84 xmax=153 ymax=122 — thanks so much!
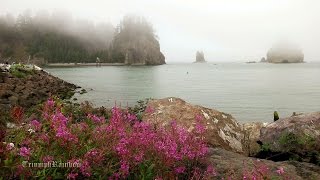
xmin=174 ymin=166 xmax=186 ymax=174
xmin=6 ymin=142 xmax=14 ymax=151
xmin=42 ymin=155 xmax=54 ymax=163
xmin=30 ymin=119 xmax=42 ymax=131
xmin=3 ymin=99 xmax=217 ymax=179
xmin=276 ymin=167 xmax=285 ymax=175
xmin=19 ymin=147 xmax=31 ymax=159
xmin=67 ymin=172 xmax=78 ymax=180
xmin=87 ymin=114 xmax=105 ymax=124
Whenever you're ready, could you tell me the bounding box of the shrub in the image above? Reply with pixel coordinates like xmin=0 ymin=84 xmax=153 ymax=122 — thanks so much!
xmin=1 ymin=98 xmax=215 ymax=179
xmin=9 ymin=64 xmax=35 ymax=78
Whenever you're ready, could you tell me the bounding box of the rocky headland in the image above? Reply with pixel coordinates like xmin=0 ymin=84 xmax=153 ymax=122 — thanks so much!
xmin=111 ymin=16 xmax=165 ymax=65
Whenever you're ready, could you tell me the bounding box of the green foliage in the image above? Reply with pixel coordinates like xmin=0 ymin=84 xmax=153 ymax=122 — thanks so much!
xmin=9 ymin=64 xmax=35 ymax=78
xmin=128 ymin=98 xmax=152 ymax=120
xmin=133 ymin=161 xmax=155 ymax=179
xmin=260 ymin=143 xmax=271 ymax=152
xmin=274 ymin=111 xmax=279 ymax=121
xmin=278 ymin=132 xmax=310 ymax=152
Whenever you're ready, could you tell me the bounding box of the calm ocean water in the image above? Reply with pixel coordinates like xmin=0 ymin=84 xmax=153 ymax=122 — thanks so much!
xmin=45 ymin=62 xmax=320 ymax=123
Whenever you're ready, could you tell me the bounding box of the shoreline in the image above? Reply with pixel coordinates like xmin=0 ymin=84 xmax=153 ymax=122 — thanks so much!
xmin=45 ymin=63 xmax=126 ymax=67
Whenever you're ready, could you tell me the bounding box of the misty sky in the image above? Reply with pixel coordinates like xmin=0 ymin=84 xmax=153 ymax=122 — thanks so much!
xmin=1 ymin=0 xmax=320 ymax=62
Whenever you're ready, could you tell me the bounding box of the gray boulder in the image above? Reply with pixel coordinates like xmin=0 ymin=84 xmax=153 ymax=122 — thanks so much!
xmin=142 ymin=97 xmax=244 ymax=153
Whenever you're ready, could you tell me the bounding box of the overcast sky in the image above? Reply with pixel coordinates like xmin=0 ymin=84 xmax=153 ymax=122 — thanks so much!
xmin=1 ymin=0 xmax=319 ymax=62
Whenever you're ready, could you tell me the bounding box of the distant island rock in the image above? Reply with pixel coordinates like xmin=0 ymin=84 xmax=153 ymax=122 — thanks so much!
xmin=194 ymin=51 xmax=206 ymax=63
xmin=266 ymin=43 xmax=304 ymax=63
xmin=260 ymin=57 xmax=267 ymax=63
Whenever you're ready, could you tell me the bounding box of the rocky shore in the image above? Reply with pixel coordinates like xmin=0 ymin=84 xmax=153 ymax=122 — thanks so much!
xmin=143 ymin=97 xmax=320 ymax=178
xmin=0 ymin=65 xmax=78 ymax=120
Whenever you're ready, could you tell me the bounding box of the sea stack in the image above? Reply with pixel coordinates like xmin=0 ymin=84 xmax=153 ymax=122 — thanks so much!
xmin=111 ymin=16 xmax=165 ymax=65
xmin=195 ymin=51 xmax=206 ymax=63
xmin=260 ymin=57 xmax=267 ymax=63
xmin=266 ymin=43 xmax=304 ymax=63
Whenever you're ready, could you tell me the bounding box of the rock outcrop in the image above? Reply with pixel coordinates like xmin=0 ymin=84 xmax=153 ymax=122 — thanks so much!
xmin=0 ymin=69 xmax=77 ymax=116
xmin=142 ymin=97 xmax=244 ymax=153
xmin=209 ymin=148 xmax=320 ymax=179
xmin=266 ymin=43 xmax=304 ymax=63
xmin=259 ymin=112 xmax=320 ymax=152
xmin=243 ymin=122 xmax=269 ymax=156
xmin=111 ymin=16 xmax=165 ymax=65
xmin=195 ymin=51 xmax=206 ymax=63
xmin=258 ymin=112 xmax=320 ymax=165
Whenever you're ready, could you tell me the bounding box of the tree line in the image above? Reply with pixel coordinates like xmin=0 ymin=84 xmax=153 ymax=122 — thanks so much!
xmin=0 ymin=11 xmax=156 ymax=64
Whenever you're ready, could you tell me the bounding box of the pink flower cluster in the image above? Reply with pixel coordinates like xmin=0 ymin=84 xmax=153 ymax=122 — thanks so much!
xmin=94 ymin=107 xmax=210 ymax=178
xmin=45 ymin=105 xmax=78 ymax=145
xmin=5 ymin=98 xmax=215 ymax=179
xmin=19 ymin=147 xmax=31 ymax=160
xmin=87 ymin=114 xmax=105 ymax=124
xmin=30 ymin=119 xmax=42 ymax=131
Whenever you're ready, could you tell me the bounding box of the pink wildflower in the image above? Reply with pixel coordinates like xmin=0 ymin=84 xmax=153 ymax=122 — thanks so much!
xmin=56 ymin=126 xmax=78 ymax=144
xmin=80 ymin=160 xmax=91 ymax=177
xmin=133 ymin=152 xmax=144 ymax=163
xmin=39 ymin=133 xmax=50 ymax=144
xmin=126 ymin=113 xmax=138 ymax=122
xmin=145 ymin=106 xmax=155 ymax=114
xmin=42 ymin=155 xmax=54 ymax=163
xmin=85 ymin=149 xmax=104 ymax=164
xmin=30 ymin=119 xmax=41 ymax=131
xmin=6 ymin=143 xmax=14 ymax=151
xmin=51 ymin=111 xmax=68 ymax=127
xmin=47 ymin=98 xmax=55 ymax=107
xmin=174 ymin=166 xmax=186 ymax=174
xmin=67 ymin=172 xmax=78 ymax=179
xmin=87 ymin=114 xmax=105 ymax=124
xmin=120 ymin=160 xmax=129 ymax=177
xmin=276 ymin=167 xmax=285 ymax=175
xmin=19 ymin=147 xmax=31 ymax=159
xmin=205 ymin=165 xmax=217 ymax=176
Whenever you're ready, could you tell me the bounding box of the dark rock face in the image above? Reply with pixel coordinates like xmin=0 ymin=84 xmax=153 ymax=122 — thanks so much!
xmin=266 ymin=44 xmax=304 ymax=63
xmin=0 ymin=71 xmax=77 ymax=115
xmin=111 ymin=16 xmax=165 ymax=65
xmin=142 ymin=97 xmax=244 ymax=153
xmin=195 ymin=51 xmax=206 ymax=63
